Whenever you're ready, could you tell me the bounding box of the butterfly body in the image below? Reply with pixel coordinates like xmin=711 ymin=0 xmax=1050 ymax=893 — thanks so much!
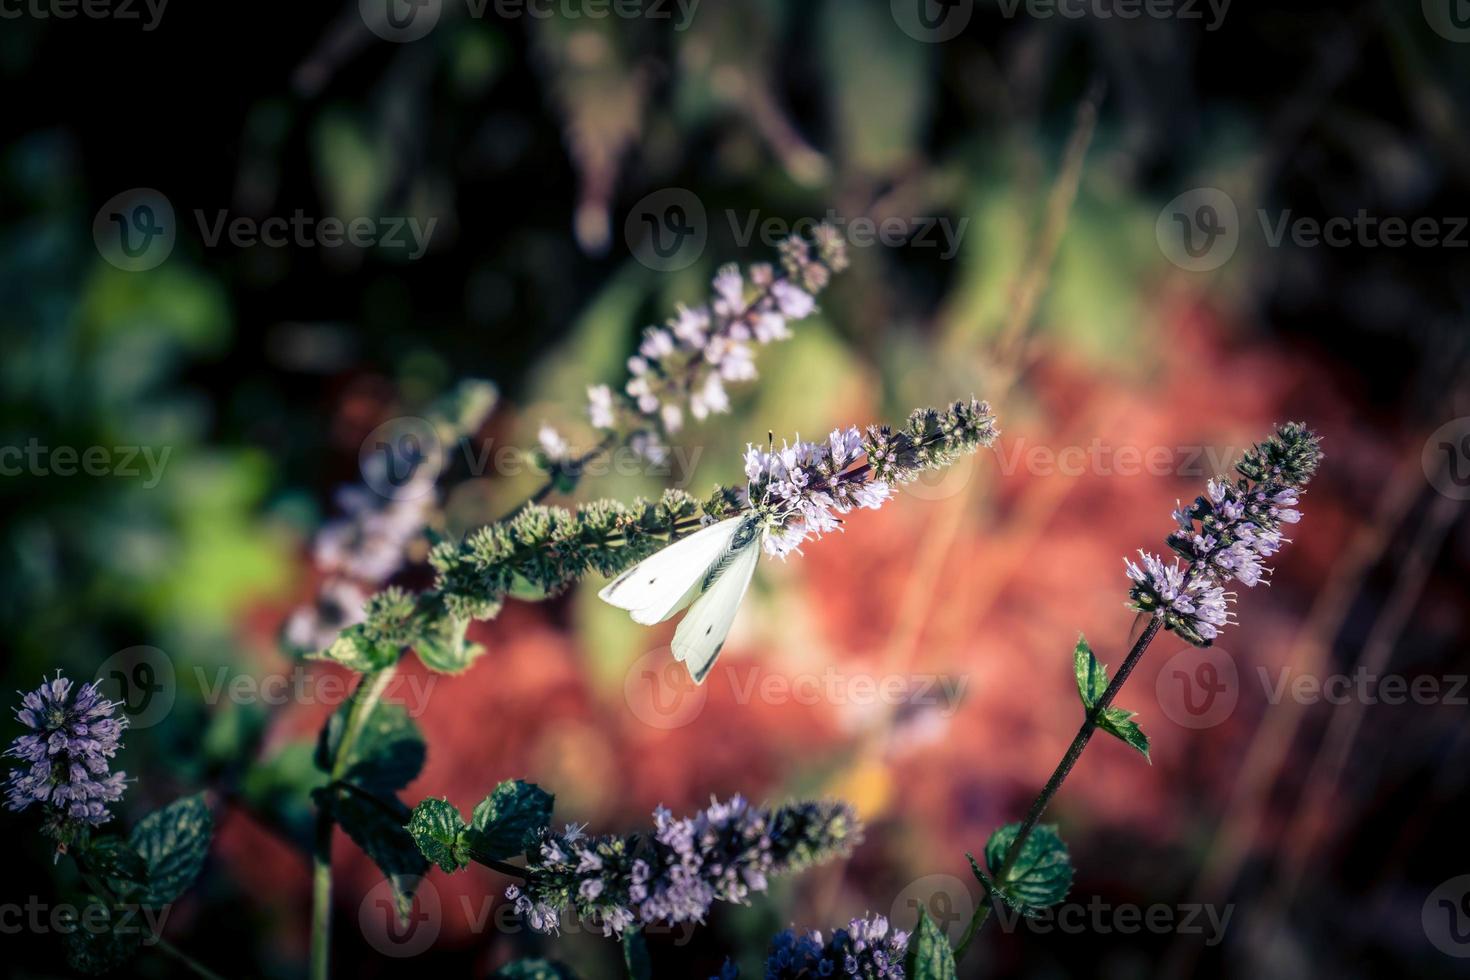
xmin=598 ymin=515 xmax=762 ymax=684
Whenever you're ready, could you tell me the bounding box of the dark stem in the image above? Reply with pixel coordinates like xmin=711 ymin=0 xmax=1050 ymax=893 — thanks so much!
xmin=497 ymin=435 xmax=617 ymax=522
xmin=952 ymin=615 xmax=1165 ymax=962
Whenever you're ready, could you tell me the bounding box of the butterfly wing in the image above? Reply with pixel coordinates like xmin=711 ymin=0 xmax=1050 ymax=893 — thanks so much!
xmin=672 ymin=520 xmax=762 ymax=684
xmin=597 ymin=517 xmax=744 ymax=625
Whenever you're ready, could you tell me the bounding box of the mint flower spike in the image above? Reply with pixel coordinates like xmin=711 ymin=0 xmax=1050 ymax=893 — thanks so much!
xmin=507 ymin=796 xmax=860 ymax=939
xmin=746 ymin=398 xmax=999 ymax=559
xmin=586 ymin=223 xmax=850 ymax=460
xmin=764 ymin=914 xmax=908 ymax=979
xmin=4 ymin=672 xmax=129 ymax=854
xmin=1126 ymin=422 xmax=1323 ymax=647
xmin=284 ymin=379 xmax=498 ymax=653
xmin=428 ymin=399 xmax=997 ymax=620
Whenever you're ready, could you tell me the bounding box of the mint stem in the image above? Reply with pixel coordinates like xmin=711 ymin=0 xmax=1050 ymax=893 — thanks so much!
xmin=310 ymin=665 xmax=397 ymax=980
xmin=953 ymin=615 xmax=1165 ymax=962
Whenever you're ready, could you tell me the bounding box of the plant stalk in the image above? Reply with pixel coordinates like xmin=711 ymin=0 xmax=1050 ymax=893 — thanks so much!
xmin=309 ymin=665 xmax=398 ymax=980
xmin=953 ymin=616 xmax=1165 ymax=962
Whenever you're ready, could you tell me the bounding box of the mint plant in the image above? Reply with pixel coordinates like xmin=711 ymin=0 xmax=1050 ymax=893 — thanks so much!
xmin=4 ymin=675 xmax=217 ymax=977
xmin=4 ymin=221 xmax=1322 ymax=980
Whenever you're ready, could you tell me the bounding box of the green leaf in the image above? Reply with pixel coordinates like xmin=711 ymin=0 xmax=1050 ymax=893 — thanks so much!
xmin=307 ymin=623 xmax=399 ymax=672
xmin=413 ymin=615 xmax=487 ymax=675
xmin=63 ymin=900 xmax=143 ymax=976
xmin=494 ymin=960 xmax=576 ymax=979
xmin=318 ymin=785 xmax=428 ymax=922
xmin=902 ymin=906 xmax=957 ymax=980
xmin=127 ymin=794 xmax=213 ymax=907
xmin=315 ymin=700 xmax=426 ymax=792
xmin=407 ymin=798 xmax=469 ymax=873
xmin=84 ymin=836 xmax=149 ymax=886
xmin=978 ymin=824 xmax=1073 ymax=916
xmin=1073 ymin=634 xmax=1108 ymax=707
xmin=463 ymin=780 xmax=554 ymax=863
xmin=1073 ymin=634 xmax=1151 ymax=763
xmin=1097 ymin=706 xmax=1151 ymax=762
xmin=622 ymin=929 xmax=652 ymax=980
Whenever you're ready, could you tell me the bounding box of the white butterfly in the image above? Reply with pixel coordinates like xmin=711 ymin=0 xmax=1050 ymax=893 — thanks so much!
xmin=598 ymin=515 xmax=762 ymax=684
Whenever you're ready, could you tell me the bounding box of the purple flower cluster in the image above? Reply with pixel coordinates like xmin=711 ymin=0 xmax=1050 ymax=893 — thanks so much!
xmin=5 ymin=674 xmax=129 ymax=847
xmin=745 ymin=428 xmax=894 ymax=558
xmin=508 ymin=796 xmax=860 ymax=938
xmin=286 ymin=381 xmax=498 ymax=653
xmin=284 ymin=482 xmax=432 ymax=652
xmin=587 ymin=225 xmax=849 ymax=459
xmin=745 ymin=399 xmax=998 ymax=559
xmin=764 ymin=914 xmax=908 ymax=979
xmin=1126 ymin=422 xmax=1322 ymax=646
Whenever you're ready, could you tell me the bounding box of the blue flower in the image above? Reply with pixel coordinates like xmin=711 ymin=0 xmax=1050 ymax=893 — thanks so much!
xmin=5 ymin=673 xmax=129 ymax=849
xmin=764 ymin=914 xmax=908 ymax=978
xmin=1127 ymin=422 xmax=1322 ymax=647
xmin=510 ymin=797 xmax=861 ymax=938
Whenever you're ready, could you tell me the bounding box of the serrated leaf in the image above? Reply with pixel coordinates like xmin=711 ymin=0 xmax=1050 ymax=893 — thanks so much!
xmin=307 ymin=623 xmax=399 ymax=672
xmin=413 ymin=615 xmax=487 ymax=675
xmin=622 ymin=929 xmax=651 ymax=980
xmin=902 ymin=906 xmax=957 ymax=980
xmin=407 ymin=798 xmax=469 ymax=873
xmin=318 ymin=785 xmax=428 ymax=922
xmin=316 ymin=700 xmax=425 ymax=793
xmin=1073 ymin=635 xmax=1151 ymax=762
xmin=1098 ymin=706 xmax=1151 ymax=762
xmin=127 ymin=794 xmax=213 ymax=907
xmin=63 ymin=900 xmax=143 ymax=976
xmin=464 ymin=780 xmax=554 ymax=863
xmin=981 ymin=824 xmax=1073 ymax=915
xmin=1073 ymin=634 xmax=1108 ymax=708
xmin=494 ymin=960 xmax=576 ymax=979
xmin=85 ymin=836 xmax=149 ymax=886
